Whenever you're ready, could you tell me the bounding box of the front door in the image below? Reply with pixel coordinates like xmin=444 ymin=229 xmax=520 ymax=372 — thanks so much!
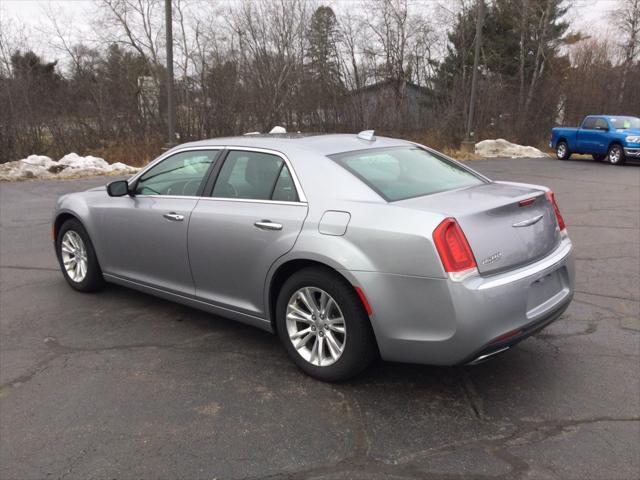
xmin=94 ymin=149 xmax=219 ymax=294
xmin=188 ymin=149 xmax=308 ymax=316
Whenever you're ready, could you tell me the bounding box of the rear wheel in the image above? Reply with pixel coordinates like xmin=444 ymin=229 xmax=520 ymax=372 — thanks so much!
xmin=592 ymin=154 xmax=606 ymax=162
xmin=556 ymin=141 xmax=571 ymax=160
xmin=276 ymin=267 xmax=376 ymax=381
xmin=607 ymin=144 xmax=626 ymax=165
xmin=56 ymin=218 xmax=105 ymax=292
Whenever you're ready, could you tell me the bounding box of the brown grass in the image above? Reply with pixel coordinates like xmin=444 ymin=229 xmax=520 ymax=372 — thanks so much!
xmin=87 ymin=137 xmax=164 ymax=167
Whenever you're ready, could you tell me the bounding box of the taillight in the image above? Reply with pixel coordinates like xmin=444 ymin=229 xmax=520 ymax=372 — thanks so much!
xmin=433 ymin=218 xmax=478 ymax=281
xmin=546 ymin=191 xmax=566 ymax=233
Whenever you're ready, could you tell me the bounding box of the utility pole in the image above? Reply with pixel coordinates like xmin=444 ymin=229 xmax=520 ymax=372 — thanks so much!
xmin=165 ymin=0 xmax=176 ymax=146
xmin=462 ymin=0 xmax=485 ymax=151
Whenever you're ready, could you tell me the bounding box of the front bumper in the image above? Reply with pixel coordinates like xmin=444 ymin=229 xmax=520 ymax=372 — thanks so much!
xmin=346 ymin=237 xmax=574 ymax=365
xmin=624 ymin=147 xmax=640 ymax=158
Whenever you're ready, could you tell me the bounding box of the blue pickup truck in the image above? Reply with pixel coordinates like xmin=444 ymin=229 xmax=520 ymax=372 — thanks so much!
xmin=551 ymin=115 xmax=640 ymax=165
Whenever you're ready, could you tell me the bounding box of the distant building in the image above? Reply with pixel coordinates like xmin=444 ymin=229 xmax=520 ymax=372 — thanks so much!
xmin=344 ymin=79 xmax=435 ymax=131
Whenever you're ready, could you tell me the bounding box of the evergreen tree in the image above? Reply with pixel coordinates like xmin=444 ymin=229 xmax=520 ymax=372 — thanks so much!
xmin=304 ymin=6 xmax=343 ymax=127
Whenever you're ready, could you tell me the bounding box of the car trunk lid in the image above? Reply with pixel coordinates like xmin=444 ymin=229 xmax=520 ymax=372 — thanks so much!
xmin=398 ymin=182 xmax=561 ymax=275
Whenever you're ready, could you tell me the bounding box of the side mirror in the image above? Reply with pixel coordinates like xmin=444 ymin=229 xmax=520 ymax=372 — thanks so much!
xmin=107 ymin=180 xmax=131 ymax=197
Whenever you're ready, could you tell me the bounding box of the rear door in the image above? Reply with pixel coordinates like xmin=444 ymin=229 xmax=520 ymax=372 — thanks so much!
xmin=576 ymin=117 xmax=597 ymax=151
xmin=591 ymin=117 xmax=611 ymax=154
xmin=188 ymin=149 xmax=308 ymax=316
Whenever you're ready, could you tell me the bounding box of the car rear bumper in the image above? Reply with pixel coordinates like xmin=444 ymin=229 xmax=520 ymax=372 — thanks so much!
xmin=624 ymin=147 xmax=640 ymax=158
xmin=346 ymin=237 xmax=574 ymax=365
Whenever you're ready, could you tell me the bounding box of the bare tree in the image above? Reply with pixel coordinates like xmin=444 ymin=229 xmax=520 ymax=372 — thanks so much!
xmin=613 ymin=0 xmax=640 ymax=107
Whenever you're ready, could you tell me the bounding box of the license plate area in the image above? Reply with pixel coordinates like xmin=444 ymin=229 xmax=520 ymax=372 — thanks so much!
xmin=526 ymin=268 xmax=568 ymax=319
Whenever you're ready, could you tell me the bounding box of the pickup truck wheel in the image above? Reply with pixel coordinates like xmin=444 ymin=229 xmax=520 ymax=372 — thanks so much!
xmin=592 ymin=154 xmax=606 ymax=162
xmin=556 ymin=141 xmax=571 ymax=160
xmin=607 ymin=144 xmax=626 ymax=165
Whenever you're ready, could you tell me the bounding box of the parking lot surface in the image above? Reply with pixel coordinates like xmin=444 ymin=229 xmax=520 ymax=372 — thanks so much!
xmin=1 ymin=157 xmax=639 ymax=479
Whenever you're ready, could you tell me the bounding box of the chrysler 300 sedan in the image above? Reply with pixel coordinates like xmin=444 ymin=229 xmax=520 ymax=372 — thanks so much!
xmin=53 ymin=132 xmax=575 ymax=381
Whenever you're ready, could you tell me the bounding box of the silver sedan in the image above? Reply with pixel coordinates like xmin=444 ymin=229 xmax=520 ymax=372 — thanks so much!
xmin=53 ymin=132 xmax=575 ymax=381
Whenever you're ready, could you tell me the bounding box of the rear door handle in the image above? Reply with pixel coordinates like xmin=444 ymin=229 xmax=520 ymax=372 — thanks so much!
xmin=163 ymin=212 xmax=184 ymax=222
xmin=254 ymin=220 xmax=283 ymax=231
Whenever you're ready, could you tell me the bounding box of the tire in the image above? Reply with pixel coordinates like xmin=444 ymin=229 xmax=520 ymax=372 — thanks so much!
xmin=592 ymin=154 xmax=606 ymax=162
xmin=275 ymin=267 xmax=377 ymax=381
xmin=556 ymin=141 xmax=571 ymax=160
xmin=56 ymin=218 xmax=105 ymax=292
xmin=607 ymin=144 xmax=626 ymax=165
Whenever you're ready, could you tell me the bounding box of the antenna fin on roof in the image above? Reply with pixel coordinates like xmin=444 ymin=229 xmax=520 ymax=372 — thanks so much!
xmin=357 ymin=130 xmax=375 ymax=141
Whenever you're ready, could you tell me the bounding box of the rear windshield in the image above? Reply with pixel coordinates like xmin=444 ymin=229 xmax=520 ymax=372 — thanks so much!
xmin=330 ymin=146 xmax=485 ymax=201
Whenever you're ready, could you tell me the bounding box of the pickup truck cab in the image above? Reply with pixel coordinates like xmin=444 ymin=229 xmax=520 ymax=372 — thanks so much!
xmin=551 ymin=115 xmax=640 ymax=165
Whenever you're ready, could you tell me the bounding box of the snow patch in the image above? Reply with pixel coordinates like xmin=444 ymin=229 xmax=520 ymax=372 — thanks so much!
xmin=475 ymin=139 xmax=549 ymax=158
xmin=0 ymin=153 xmax=140 ymax=181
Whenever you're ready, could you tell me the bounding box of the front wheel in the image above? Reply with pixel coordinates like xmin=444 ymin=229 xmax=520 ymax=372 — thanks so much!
xmin=607 ymin=144 xmax=626 ymax=165
xmin=556 ymin=141 xmax=571 ymax=160
xmin=276 ymin=267 xmax=377 ymax=381
xmin=56 ymin=218 xmax=105 ymax=292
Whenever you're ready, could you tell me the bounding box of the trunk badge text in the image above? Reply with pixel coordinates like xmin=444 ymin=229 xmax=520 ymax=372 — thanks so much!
xmin=482 ymin=252 xmax=502 ymax=265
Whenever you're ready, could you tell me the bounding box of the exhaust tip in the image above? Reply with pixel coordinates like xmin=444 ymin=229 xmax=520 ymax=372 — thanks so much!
xmin=466 ymin=346 xmax=510 ymax=365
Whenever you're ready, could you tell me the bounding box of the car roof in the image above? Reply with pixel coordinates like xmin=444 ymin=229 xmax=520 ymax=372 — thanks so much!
xmin=176 ymin=133 xmax=413 ymax=156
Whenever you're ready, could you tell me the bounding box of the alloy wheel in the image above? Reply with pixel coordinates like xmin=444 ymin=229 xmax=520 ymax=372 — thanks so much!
xmin=60 ymin=230 xmax=88 ymax=282
xmin=285 ymin=287 xmax=347 ymax=367
xmin=609 ymin=146 xmax=622 ymax=164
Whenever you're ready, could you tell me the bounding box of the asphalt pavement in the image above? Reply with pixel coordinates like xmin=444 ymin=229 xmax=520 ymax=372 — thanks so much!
xmin=1 ymin=157 xmax=638 ymax=479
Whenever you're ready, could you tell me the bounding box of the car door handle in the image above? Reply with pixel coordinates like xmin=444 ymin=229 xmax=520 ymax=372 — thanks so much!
xmin=163 ymin=212 xmax=184 ymax=222
xmin=254 ymin=220 xmax=283 ymax=231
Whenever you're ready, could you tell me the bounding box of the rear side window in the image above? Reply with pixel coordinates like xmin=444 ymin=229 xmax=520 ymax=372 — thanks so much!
xmin=582 ymin=117 xmax=597 ymax=129
xmin=330 ymin=147 xmax=485 ymax=201
xmin=211 ymin=150 xmax=299 ymax=202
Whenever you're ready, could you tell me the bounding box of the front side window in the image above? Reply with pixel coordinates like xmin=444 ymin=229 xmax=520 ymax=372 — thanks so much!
xmin=211 ymin=151 xmax=299 ymax=202
xmin=594 ymin=118 xmax=608 ymax=130
xmin=330 ymin=147 xmax=485 ymax=202
xmin=135 ymin=150 xmax=218 ymax=196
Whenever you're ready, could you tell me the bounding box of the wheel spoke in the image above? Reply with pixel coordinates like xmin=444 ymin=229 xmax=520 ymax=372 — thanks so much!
xmin=329 ymin=323 xmax=345 ymax=334
xmin=319 ymin=290 xmax=329 ymax=314
xmin=288 ymin=303 xmax=312 ymax=321
xmin=325 ymin=331 xmax=342 ymax=360
xmin=295 ymin=332 xmax=314 ymax=350
xmin=297 ymin=289 xmax=315 ymax=314
xmin=290 ymin=327 xmax=312 ymax=340
xmin=316 ymin=335 xmax=326 ymax=366
xmin=308 ymin=336 xmax=319 ymax=364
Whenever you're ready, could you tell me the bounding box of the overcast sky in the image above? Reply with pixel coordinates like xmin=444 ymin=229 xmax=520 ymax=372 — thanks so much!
xmin=1 ymin=0 xmax=621 ymax=61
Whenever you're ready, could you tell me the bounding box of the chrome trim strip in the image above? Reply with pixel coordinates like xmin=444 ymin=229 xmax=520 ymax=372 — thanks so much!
xmin=512 ymin=214 xmax=544 ymax=228
xmin=132 ymin=194 xmax=306 ymax=206
xmin=128 ymin=144 xmax=308 ymax=203
xmin=477 ymin=238 xmax=572 ymax=290
xmin=197 ymin=197 xmax=307 ymax=207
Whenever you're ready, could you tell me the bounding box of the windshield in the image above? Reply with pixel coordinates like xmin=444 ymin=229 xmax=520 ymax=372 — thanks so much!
xmin=330 ymin=146 xmax=486 ymax=201
xmin=608 ymin=116 xmax=640 ymax=130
